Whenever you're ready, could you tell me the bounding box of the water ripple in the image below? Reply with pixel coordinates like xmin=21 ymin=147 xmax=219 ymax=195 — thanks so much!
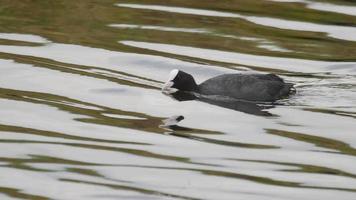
xmin=0 ymin=1 xmax=356 ymax=199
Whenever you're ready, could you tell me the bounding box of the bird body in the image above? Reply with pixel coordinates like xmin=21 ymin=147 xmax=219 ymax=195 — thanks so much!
xmin=162 ymin=69 xmax=294 ymax=102
xmin=199 ymin=73 xmax=293 ymax=101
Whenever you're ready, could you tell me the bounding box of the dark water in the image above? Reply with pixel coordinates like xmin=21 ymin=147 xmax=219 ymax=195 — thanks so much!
xmin=0 ymin=0 xmax=356 ymax=199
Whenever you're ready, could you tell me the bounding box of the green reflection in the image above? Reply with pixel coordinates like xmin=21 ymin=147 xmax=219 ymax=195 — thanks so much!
xmin=266 ymin=129 xmax=356 ymax=156
xmin=0 ymin=186 xmax=49 ymax=200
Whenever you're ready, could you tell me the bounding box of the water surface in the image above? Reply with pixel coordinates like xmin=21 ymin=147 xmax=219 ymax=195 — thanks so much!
xmin=0 ymin=0 xmax=356 ymax=199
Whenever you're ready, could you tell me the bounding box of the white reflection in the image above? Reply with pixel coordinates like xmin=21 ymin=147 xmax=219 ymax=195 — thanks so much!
xmin=308 ymin=2 xmax=356 ymax=16
xmin=117 ymin=3 xmax=243 ymax=18
xmin=258 ymin=44 xmax=292 ymax=53
xmin=0 ymin=33 xmax=50 ymax=43
xmin=246 ymin=16 xmax=356 ymax=42
xmin=271 ymin=0 xmax=356 ymax=16
xmin=102 ymin=113 xmax=146 ymax=120
xmin=109 ymin=24 xmax=208 ymax=33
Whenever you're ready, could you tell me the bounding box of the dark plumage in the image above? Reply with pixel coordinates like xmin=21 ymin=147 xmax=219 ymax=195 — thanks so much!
xmin=199 ymin=73 xmax=293 ymax=101
xmin=162 ymin=69 xmax=295 ymax=102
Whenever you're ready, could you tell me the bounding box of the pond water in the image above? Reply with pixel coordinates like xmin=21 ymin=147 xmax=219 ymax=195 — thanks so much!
xmin=0 ymin=0 xmax=356 ymax=199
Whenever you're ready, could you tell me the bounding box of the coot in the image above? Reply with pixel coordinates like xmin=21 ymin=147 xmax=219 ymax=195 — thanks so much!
xmin=162 ymin=69 xmax=295 ymax=102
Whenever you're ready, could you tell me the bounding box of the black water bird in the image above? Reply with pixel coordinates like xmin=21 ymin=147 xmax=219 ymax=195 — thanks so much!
xmin=162 ymin=69 xmax=295 ymax=102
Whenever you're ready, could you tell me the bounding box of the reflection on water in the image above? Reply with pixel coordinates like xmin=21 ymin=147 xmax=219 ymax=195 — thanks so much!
xmin=120 ymin=40 xmax=356 ymax=74
xmin=167 ymin=91 xmax=275 ymax=116
xmin=0 ymin=0 xmax=356 ymax=199
xmin=117 ymin=3 xmax=356 ymax=41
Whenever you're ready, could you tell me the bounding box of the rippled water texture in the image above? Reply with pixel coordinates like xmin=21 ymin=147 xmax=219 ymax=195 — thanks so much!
xmin=1 ymin=0 xmax=356 ymax=199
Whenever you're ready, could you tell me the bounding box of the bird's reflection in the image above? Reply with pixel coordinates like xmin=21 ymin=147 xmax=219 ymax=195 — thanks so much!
xmin=167 ymin=91 xmax=274 ymax=116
